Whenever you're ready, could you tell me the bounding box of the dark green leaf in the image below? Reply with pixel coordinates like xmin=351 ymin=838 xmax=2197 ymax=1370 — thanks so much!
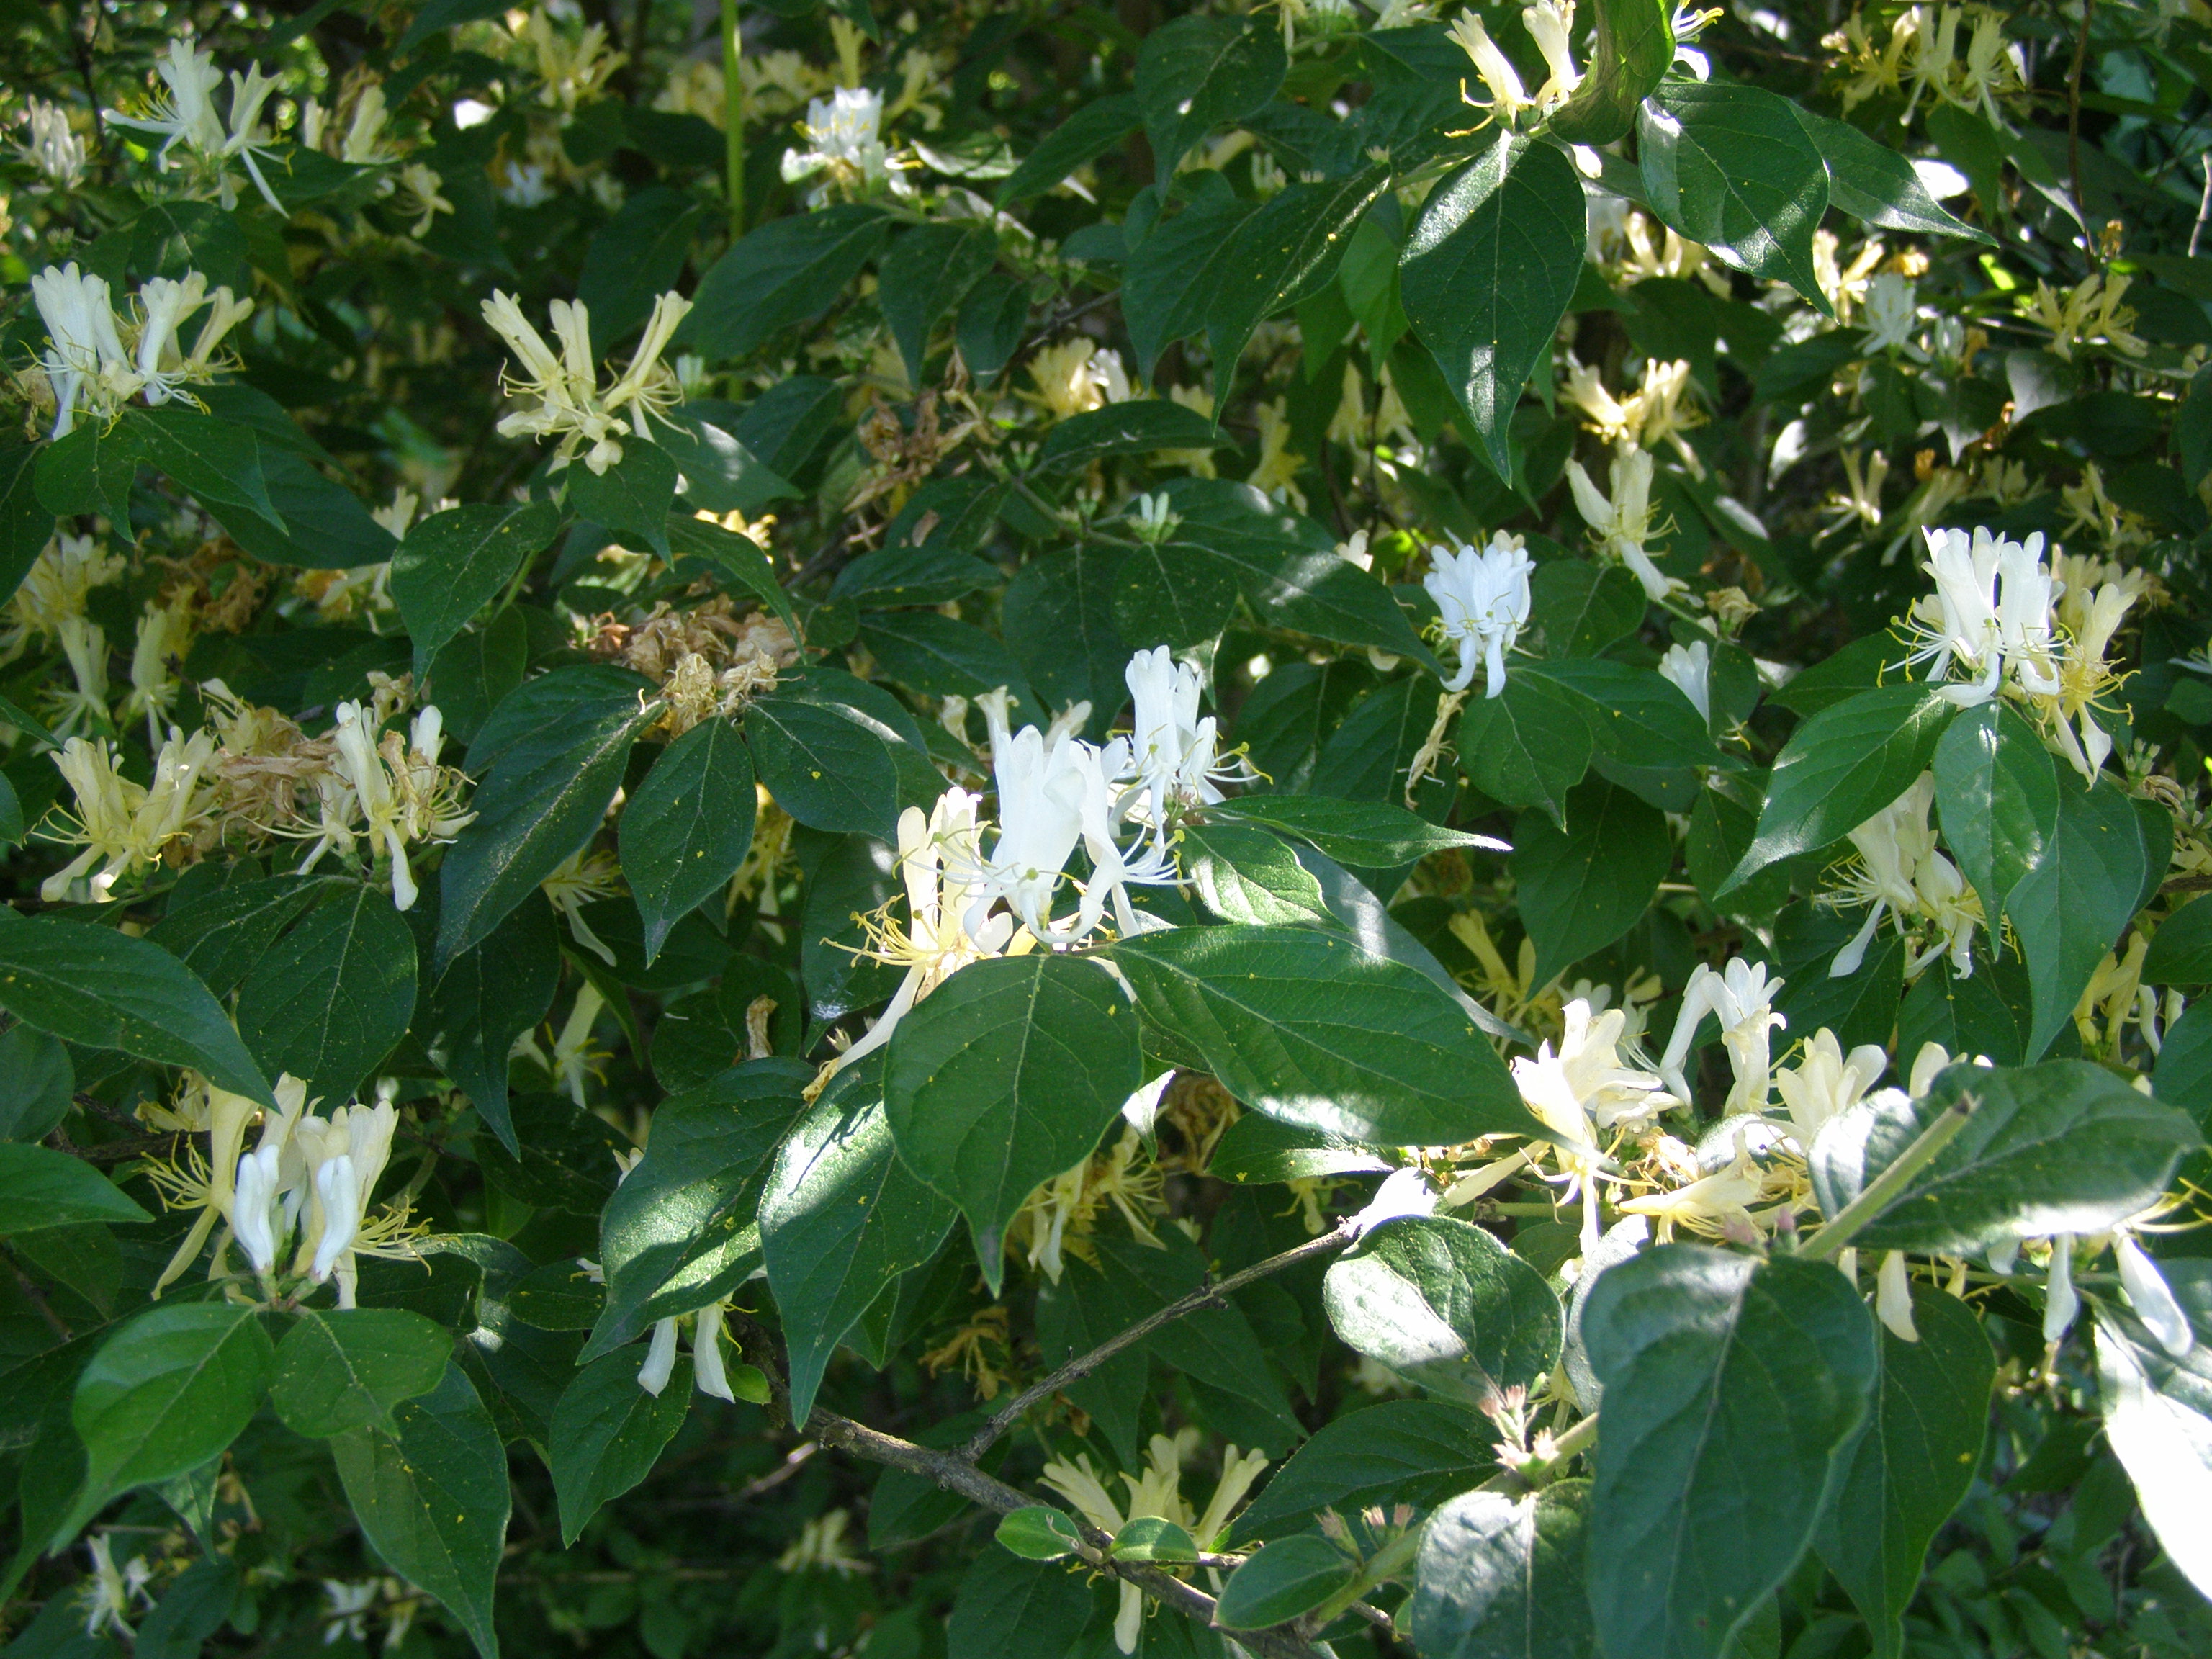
xmin=1457 ymin=674 xmax=1593 ymax=830
xmin=439 ymin=669 xmax=651 ymax=967
xmin=2005 ymin=775 xmax=2150 ymax=1057
xmin=1930 ymin=701 xmax=2057 ymax=922
xmin=390 ymin=502 xmax=561 ymax=670
xmin=620 ymin=719 xmax=756 ymax=962
xmin=1512 ymin=781 xmax=1671 ymax=984
xmin=0 ymin=917 xmax=274 ymax=1105
xmin=1232 ymin=1398 xmax=1496 ymax=1545
xmin=1207 ymin=168 xmax=1391 ymax=404
xmin=0 ymin=1025 xmax=74 ymax=1141
xmin=761 ymin=1071 xmax=957 ymax=1422
xmin=128 ymin=407 xmax=281 ymax=528
xmin=884 ymin=952 xmax=1140 ymax=1285
xmin=996 ymin=1505 xmax=1083 ymax=1560
xmin=35 ymin=419 xmax=143 ymax=523
xmin=679 ymin=204 xmax=890 ymax=359
xmin=1722 ymin=686 xmax=1953 ymax=894
xmin=577 ymin=187 xmax=704 ymax=350
xmin=1552 ymin=0 xmax=1672 ymax=144
xmin=998 ymin=93 xmax=1142 ymax=204
xmin=423 ymin=894 xmax=561 ymax=1158
xmin=1135 ymin=16 xmax=1287 ymax=185
xmin=1641 ymin=81 xmax=1830 ymax=307
xmin=0 ymin=1142 xmax=150 ymax=1235
xmin=1113 ymin=533 xmax=1241 ymax=649
xmin=148 ymin=873 xmax=347 ymax=999
xmin=1124 ymin=186 xmax=1258 ymax=381
xmin=0 ymin=444 xmax=53 ymax=603
xmin=878 ymin=222 xmax=997 ymax=386
xmin=1182 ymin=821 xmax=1337 ymax=927
xmin=1210 ymin=793 xmax=1505 ymax=866
xmin=1114 ymin=1515 xmax=1200 ymax=1563
xmin=1412 ymin=1480 xmax=1595 ymax=1659
xmin=1401 ymin=135 xmax=1585 ymax=474
xmin=1208 ymin=1113 xmax=1392 ymax=1185
xmin=271 ymin=1309 xmax=452 ymax=1437
xmin=1215 ymin=1534 xmax=1357 ymax=1629
xmin=235 ymin=884 xmax=417 ymax=1105
xmin=2146 ymin=894 xmax=2212 ymax=986
xmin=1584 ymin=1246 xmax=1879 ymax=1659
xmin=1107 ymin=925 xmax=1539 ymax=1146
xmin=1035 ymin=401 xmax=1229 ymax=471
xmin=1521 ymin=658 xmax=1719 ymax=770
xmin=745 ymin=693 xmax=905 ymax=840
xmin=549 ymin=1349 xmax=692 ymax=1545
xmin=332 ymin=1364 xmax=508 ymax=1659
xmin=1791 ymin=107 xmax=1989 ymax=243
xmin=567 ymin=442 xmax=677 ymax=559
xmin=1815 ymin=1290 xmax=1994 ymax=1659
xmin=1323 ymin=1215 xmax=1563 ymax=1402
xmin=659 ymin=407 xmax=797 ymax=516
xmin=1529 ymin=560 xmax=1646 ymax=660
xmin=945 ymin=1552 xmax=1092 ymax=1659
xmin=1808 ymin=1058 xmax=2200 ymax=1254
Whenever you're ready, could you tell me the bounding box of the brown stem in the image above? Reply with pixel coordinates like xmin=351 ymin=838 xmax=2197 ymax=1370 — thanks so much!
xmin=6 ymin=1250 xmax=75 ymax=1342
xmin=962 ymin=1216 xmax=1362 ymax=1461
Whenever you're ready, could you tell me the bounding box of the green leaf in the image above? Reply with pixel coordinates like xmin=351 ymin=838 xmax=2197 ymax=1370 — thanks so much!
xmin=271 ymin=1309 xmax=452 ymax=1437
xmin=878 ymin=222 xmax=997 ymax=386
xmin=1528 ymin=560 xmax=1647 ymax=660
xmin=884 ymin=952 xmax=1140 ymax=1285
xmin=584 ymin=1061 xmax=813 ymax=1361
xmin=1722 ymin=686 xmax=1954 ymax=894
xmin=214 ymin=444 xmax=395 ymax=568
xmin=36 ymin=418 xmax=143 ymax=523
xmin=0 ymin=1025 xmax=74 ymax=1141
xmin=2095 ymin=1264 xmax=2212 ymax=1603
xmin=235 ymin=884 xmax=418 ymax=1105
xmin=128 ymin=406 xmax=282 ymax=529
xmin=1113 ymin=1515 xmax=1200 ymax=1563
xmin=1641 ymin=81 xmax=1831 ymax=308
xmin=2005 ymin=775 xmax=2151 ymax=1058
xmin=1323 ymin=1215 xmax=1563 ymax=1403
xmin=1815 ymin=1289 xmax=1994 ymax=1659
xmin=1791 ymin=107 xmax=1990 ymax=244
xmin=996 ymin=1505 xmax=1084 ymax=1560
xmin=423 ymin=894 xmax=562 ymax=1158
xmin=0 ymin=443 xmax=54 ymax=603
xmin=1583 ymin=1246 xmax=1879 ymax=1659
xmin=679 ymin=204 xmax=890 ymax=359
xmin=1512 ymin=780 xmax=1672 ymax=985
xmin=1552 ymin=0 xmax=1672 ymax=145
xmin=745 ymin=693 xmax=905 ymax=841
xmin=0 ymin=916 xmax=274 ymax=1105
xmin=1930 ymin=701 xmax=2057 ymax=922
xmin=1135 ymin=15 xmax=1286 ymax=185
xmin=1209 ymin=1113 xmax=1391 ymax=1185
xmin=1401 ymin=134 xmax=1585 ymax=475
xmin=761 ymin=1071 xmax=957 ymax=1422
xmin=1520 ymin=658 xmax=1719 ymax=770
xmin=998 ymin=92 xmax=1141 ymax=204
xmin=1215 ymin=1534 xmax=1358 ymax=1629
xmin=1035 ymin=400 xmax=1229 ymax=472
xmin=657 ymin=407 xmax=796 ymax=516
xmin=577 ymin=187 xmax=704 ymax=351
xmin=1123 ymin=186 xmax=1258 ymax=382
xmin=1114 ymin=533 xmax=1242 ymax=650
xmin=1231 ymin=1398 xmax=1497 ymax=1545
xmin=439 ymin=668 xmax=651 ymax=967
xmin=1210 ymin=793 xmax=1505 ymax=866
xmin=1458 ymin=675 xmax=1593 ymax=831
xmin=1412 ymin=1480 xmax=1595 ymax=1659
xmin=72 ymin=1304 xmax=275 ymax=1529
xmin=1107 ymin=925 xmax=1539 ymax=1146
xmin=390 ymin=502 xmax=561 ymax=670
xmin=549 ymin=1349 xmax=692 ymax=1545
xmin=2146 ymin=895 xmax=2212 ymax=986
xmin=1808 ymin=1058 xmax=2200 ymax=1254
xmin=860 ymin=611 xmax=1035 ymax=708
xmin=0 ymin=1142 xmax=150 ymax=1234
xmin=620 ymin=719 xmax=756 ymax=963
xmin=332 ymin=1364 xmax=508 ymax=1659
xmin=1207 ymin=168 xmax=1392 ymax=404
xmin=148 ymin=873 xmax=347 ymax=999
xmin=661 ymin=512 xmax=805 ymax=643
xmin=1182 ymin=822 xmax=1337 ymax=927
xmin=946 ymin=1552 xmax=1093 ymax=1659
xmin=567 ymin=441 xmax=678 ymax=559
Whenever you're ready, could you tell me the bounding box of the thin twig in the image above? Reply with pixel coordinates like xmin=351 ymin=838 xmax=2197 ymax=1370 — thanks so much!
xmin=6 ymin=1249 xmax=75 ymax=1342
xmin=963 ymin=1217 xmax=1362 ymax=1461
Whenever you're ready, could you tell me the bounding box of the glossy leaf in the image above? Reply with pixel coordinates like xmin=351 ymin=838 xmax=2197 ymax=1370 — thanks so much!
xmin=423 ymin=894 xmax=562 ymax=1158
xmin=1641 ymin=81 xmax=1830 ymax=307
xmin=271 ymin=1308 xmax=452 ymax=1437
xmin=2005 ymin=775 xmax=2152 ymax=1057
xmin=390 ymin=501 xmax=559 ymax=669
xmin=1230 ymin=1398 xmax=1498 ymax=1545
xmin=549 ymin=1349 xmax=693 ymax=1545
xmin=1511 ymin=781 xmax=1671 ymax=984
xmin=235 ymin=882 xmax=417 ymax=1105
xmin=1215 ymin=1534 xmax=1358 ymax=1629
xmin=1323 ymin=1215 xmax=1563 ymax=1403
xmin=1930 ymin=701 xmax=2056 ymax=921
xmin=1458 ymin=675 xmax=1594 ymax=830
xmin=73 ymin=1305 xmax=276 ymax=1526
xmin=0 ymin=1142 xmax=150 ymax=1235
xmin=1412 ymin=1480 xmax=1595 ymax=1659
xmin=619 ymin=717 xmax=757 ymax=961
xmin=1210 ymin=793 xmax=1506 ymax=866
xmin=1135 ymin=15 xmax=1286 ymax=185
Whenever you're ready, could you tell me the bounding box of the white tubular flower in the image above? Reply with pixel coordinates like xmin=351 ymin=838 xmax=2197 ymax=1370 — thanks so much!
xmin=1449 ymin=14 xmax=1534 ymax=124
xmin=310 ymin=1154 xmax=361 ymax=1283
xmin=1511 ymin=998 xmax=1670 ymax=1254
xmin=42 ymin=728 xmax=220 ymax=902
xmin=1876 ymin=1251 xmax=1919 ymax=1341
xmin=81 ymin=1535 xmax=149 ymax=1640
xmin=2116 ymin=1231 xmax=2194 ymax=1358
xmin=318 ymin=701 xmax=475 ymax=910
xmin=1520 ymin=1 xmax=1582 ymax=108
xmin=19 ymin=100 xmax=88 ymax=189
xmin=550 ymin=981 xmax=610 ymax=1107
xmin=693 ymin=1301 xmax=737 ymax=1401
xmin=2043 ymin=1233 xmax=2079 ymax=1344
xmin=1424 ymin=531 xmax=1535 ymax=697
xmin=1658 ymin=958 xmax=1786 ymax=1113
xmin=1861 ymin=271 xmax=1921 ymax=356
xmin=232 ymin=1143 xmax=285 ymax=1274
xmin=967 ymin=715 xmax=1089 ymax=944
xmin=107 ymin=44 xmax=286 ymax=210
xmin=1117 ymin=647 xmax=1252 ymax=840
xmin=1770 ymin=1028 xmax=1887 ymax=1146
xmin=1565 ymin=447 xmax=1673 ymax=600
xmin=132 ymin=272 xmax=210 ymax=404
xmin=638 ymin=1316 xmax=680 ymax=1395
xmin=1657 ymin=639 xmax=1712 ymax=723
xmin=779 ymin=86 xmax=896 ymax=199
xmin=31 ymin=264 xmax=135 ymax=439
xmin=481 ymin=289 xmax=690 ymax=475
xmin=1906 ymin=526 xmax=2064 ymax=706
xmin=1823 ymin=772 xmax=1982 ymax=981
xmin=125 ymin=596 xmax=196 ymax=743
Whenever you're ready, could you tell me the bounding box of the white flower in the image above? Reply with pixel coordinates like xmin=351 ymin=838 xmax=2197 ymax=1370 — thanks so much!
xmin=637 ymin=1299 xmax=740 ymax=1398
xmin=1509 ymin=998 xmax=1671 ymax=1253
xmin=1770 ymin=1028 xmax=1887 ymax=1146
xmin=2116 ymin=1231 xmax=2193 ymax=1357
xmin=638 ymin=1314 xmax=681 ymax=1394
xmin=1658 ymin=958 xmax=1786 ymax=1114
xmin=1449 ymin=8 xmax=1579 ymax=126
xmin=1861 ymin=272 xmax=1921 ymax=356
xmin=1823 ymin=772 xmax=1982 ymax=981
xmin=31 ymin=264 xmax=132 ymax=439
xmin=42 ymin=728 xmax=219 ymax=902
xmin=1905 ymin=526 xmax=2063 ymax=707
xmin=233 ymin=1143 xmax=285 ymax=1275
xmin=1876 ymin=1250 xmax=1918 ymax=1341
xmin=1657 ymin=639 xmax=1712 ymax=723
xmin=301 ymin=701 xmax=475 ymax=909
xmin=107 ymin=42 xmax=286 ymax=210
xmin=81 ymin=1535 xmax=150 ymax=1640
xmin=1565 ymin=447 xmax=1673 ymax=600
xmin=1115 ymin=647 xmax=1252 ymax=840
xmin=780 ymin=86 xmax=896 ymax=199
xmin=482 ymin=289 xmax=691 ymax=474
xmin=1424 ymin=531 xmax=1534 ymax=697
xmin=19 ymin=99 xmax=86 ymax=188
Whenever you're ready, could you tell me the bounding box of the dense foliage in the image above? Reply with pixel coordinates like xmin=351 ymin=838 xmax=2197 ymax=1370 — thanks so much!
xmin=4 ymin=0 xmax=2212 ymax=1655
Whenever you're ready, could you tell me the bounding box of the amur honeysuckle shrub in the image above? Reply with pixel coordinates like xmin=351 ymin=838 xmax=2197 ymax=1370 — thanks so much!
xmin=9 ymin=0 xmax=2212 ymax=1655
